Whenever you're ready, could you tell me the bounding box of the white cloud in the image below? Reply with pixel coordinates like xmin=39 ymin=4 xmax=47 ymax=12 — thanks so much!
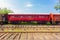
xmin=0 ymin=0 xmax=10 ymax=8
xmin=0 ymin=0 xmax=17 ymax=13
xmin=0 ymin=0 xmax=33 ymax=13
xmin=25 ymin=2 xmax=33 ymax=8
xmin=26 ymin=3 xmax=33 ymax=7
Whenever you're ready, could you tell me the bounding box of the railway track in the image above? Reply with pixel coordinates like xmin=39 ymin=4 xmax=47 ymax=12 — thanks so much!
xmin=0 ymin=25 xmax=60 ymax=32
xmin=0 ymin=33 xmax=60 ymax=40
xmin=0 ymin=25 xmax=60 ymax=28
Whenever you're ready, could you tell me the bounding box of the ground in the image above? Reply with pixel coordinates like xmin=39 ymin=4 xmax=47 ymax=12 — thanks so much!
xmin=0 ymin=33 xmax=60 ymax=40
xmin=0 ymin=25 xmax=60 ymax=40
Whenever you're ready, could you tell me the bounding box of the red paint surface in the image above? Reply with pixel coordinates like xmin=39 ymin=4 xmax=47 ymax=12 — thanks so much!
xmin=8 ymin=14 xmax=50 ymax=22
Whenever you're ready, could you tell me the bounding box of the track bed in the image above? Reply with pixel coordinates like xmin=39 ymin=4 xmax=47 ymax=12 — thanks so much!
xmin=0 ymin=25 xmax=60 ymax=32
xmin=0 ymin=33 xmax=60 ymax=40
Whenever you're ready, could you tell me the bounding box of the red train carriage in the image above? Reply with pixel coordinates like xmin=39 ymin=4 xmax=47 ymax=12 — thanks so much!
xmin=0 ymin=13 xmax=60 ymax=25
xmin=8 ymin=14 xmax=50 ymax=24
xmin=49 ymin=13 xmax=60 ymax=24
xmin=53 ymin=14 xmax=60 ymax=24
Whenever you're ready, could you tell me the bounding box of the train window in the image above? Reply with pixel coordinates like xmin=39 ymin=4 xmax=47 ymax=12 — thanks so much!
xmin=14 ymin=16 xmax=26 ymax=18
xmin=23 ymin=16 xmax=33 ymax=18
xmin=42 ymin=16 xmax=45 ymax=18
xmin=28 ymin=16 xmax=30 ymax=17
xmin=11 ymin=16 xmax=15 ymax=18
xmin=38 ymin=16 xmax=43 ymax=18
xmin=29 ymin=16 xmax=36 ymax=18
xmin=28 ymin=16 xmax=32 ymax=18
xmin=14 ymin=16 xmax=21 ymax=17
xmin=34 ymin=16 xmax=38 ymax=18
xmin=38 ymin=16 xmax=48 ymax=18
xmin=20 ymin=16 xmax=24 ymax=18
xmin=15 ymin=16 xmax=18 ymax=17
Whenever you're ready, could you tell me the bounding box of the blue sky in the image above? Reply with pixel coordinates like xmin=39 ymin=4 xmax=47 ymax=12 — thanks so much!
xmin=0 ymin=0 xmax=59 ymax=13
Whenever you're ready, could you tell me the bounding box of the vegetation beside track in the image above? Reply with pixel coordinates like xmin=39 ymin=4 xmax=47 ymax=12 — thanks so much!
xmin=0 ymin=25 xmax=60 ymax=33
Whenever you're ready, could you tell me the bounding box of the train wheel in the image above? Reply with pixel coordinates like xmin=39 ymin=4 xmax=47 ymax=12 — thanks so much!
xmin=0 ymin=22 xmax=3 ymax=25
xmin=12 ymin=21 xmax=20 ymax=24
xmin=38 ymin=21 xmax=48 ymax=25
xmin=8 ymin=21 xmax=11 ymax=24
xmin=50 ymin=21 xmax=52 ymax=24
xmin=56 ymin=21 xmax=60 ymax=25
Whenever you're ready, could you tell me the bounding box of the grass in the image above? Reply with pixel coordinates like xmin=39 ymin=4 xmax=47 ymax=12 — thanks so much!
xmin=20 ymin=22 xmax=38 ymax=25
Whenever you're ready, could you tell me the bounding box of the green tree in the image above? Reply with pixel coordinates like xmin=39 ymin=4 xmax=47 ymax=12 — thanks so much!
xmin=54 ymin=5 xmax=60 ymax=10
xmin=0 ymin=8 xmax=13 ymax=14
xmin=0 ymin=8 xmax=13 ymax=24
xmin=54 ymin=0 xmax=60 ymax=12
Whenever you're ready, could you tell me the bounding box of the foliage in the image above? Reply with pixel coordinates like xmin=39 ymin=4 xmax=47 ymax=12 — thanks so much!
xmin=54 ymin=5 xmax=60 ymax=10
xmin=54 ymin=0 xmax=60 ymax=12
xmin=47 ymin=22 xmax=51 ymax=25
xmin=0 ymin=8 xmax=13 ymax=14
xmin=20 ymin=22 xmax=38 ymax=25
